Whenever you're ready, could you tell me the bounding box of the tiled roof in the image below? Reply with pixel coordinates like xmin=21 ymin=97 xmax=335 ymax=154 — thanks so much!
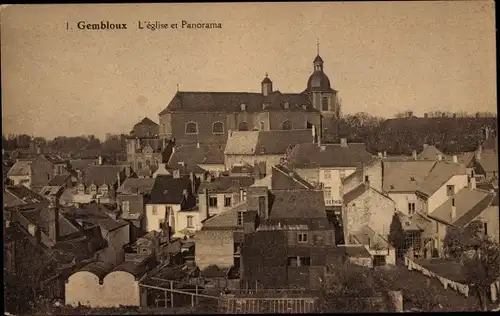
xmin=117 ymin=177 xmax=155 ymax=195
xmin=201 ymin=201 xmax=247 ymax=230
xmin=456 ymin=152 xmax=475 ymax=166
xmin=198 ymin=176 xmax=255 ymax=193
xmin=148 ymin=175 xmax=193 ymax=205
xmin=225 ymin=129 xmax=314 ymax=155
xmin=268 ymin=189 xmax=326 ymax=220
xmin=286 ymin=143 xmax=373 ymax=168
xmin=159 ymin=91 xmax=318 ymax=114
xmin=481 ymin=134 xmax=498 ymax=153
xmin=477 ymin=152 xmax=498 ymax=173
xmin=69 ymin=159 xmax=98 ymax=171
xmin=429 ymin=188 xmax=495 ymax=228
xmin=351 ymin=225 xmax=391 ymax=249
xmin=271 ymin=165 xmax=315 ymax=189
xmin=17 ymin=207 xmax=80 ymax=237
xmin=38 ymin=186 xmax=64 ymax=196
xmin=134 ymin=117 xmax=158 ymax=127
xmin=416 ymin=161 xmax=467 ymax=197
xmin=44 ymin=154 xmax=66 ymax=165
xmin=62 ymin=204 xmax=128 ymax=232
xmin=397 ymin=211 xmax=432 ymax=231
xmin=7 ymin=160 xmax=31 ymax=176
xmin=417 ymin=145 xmax=446 ymax=161
xmin=82 ymin=165 xmax=125 ymax=187
xmin=48 ymin=173 xmax=71 ymax=186
xmin=343 ymin=183 xmax=369 ymax=204
xmin=341 ymin=245 xmax=372 ymax=258
xmin=168 ymin=143 xmax=225 ymax=170
xmin=382 ymin=161 xmax=436 ymax=192
xmin=4 ymin=185 xmax=48 ymax=207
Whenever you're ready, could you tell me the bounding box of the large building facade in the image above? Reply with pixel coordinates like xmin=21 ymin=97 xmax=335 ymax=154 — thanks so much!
xmin=158 ymin=53 xmax=341 ymax=145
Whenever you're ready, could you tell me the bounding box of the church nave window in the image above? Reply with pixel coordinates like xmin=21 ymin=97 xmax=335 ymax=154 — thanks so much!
xmin=212 ymin=121 xmax=224 ymax=134
xmin=185 ymin=121 xmax=198 ymax=134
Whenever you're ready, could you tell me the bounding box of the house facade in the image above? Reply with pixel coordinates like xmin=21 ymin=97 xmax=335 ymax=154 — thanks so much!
xmin=72 ymin=165 xmax=127 ymax=204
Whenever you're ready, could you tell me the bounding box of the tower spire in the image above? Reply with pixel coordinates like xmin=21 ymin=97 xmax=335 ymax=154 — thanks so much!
xmin=317 ymin=38 xmax=320 ymax=55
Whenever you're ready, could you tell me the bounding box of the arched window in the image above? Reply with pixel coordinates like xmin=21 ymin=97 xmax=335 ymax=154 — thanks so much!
xmin=212 ymin=121 xmax=224 ymax=134
xmin=185 ymin=122 xmax=198 ymax=134
xmin=260 ymin=122 xmax=265 ymax=130
xmin=238 ymin=121 xmax=249 ymax=131
xmin=282 ymin=120 xmax=293 ymax=130
xmin=322 ymin=97 xmax=329 ymax=111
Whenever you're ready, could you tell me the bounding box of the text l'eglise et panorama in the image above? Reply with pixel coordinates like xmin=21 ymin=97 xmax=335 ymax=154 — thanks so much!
xmin=67 ymin=20 xmax=223 ymax=31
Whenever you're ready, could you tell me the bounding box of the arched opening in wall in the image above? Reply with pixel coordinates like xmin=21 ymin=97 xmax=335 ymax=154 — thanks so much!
xmin=185 ymin=122 xmax=198 ymax=134
xmin=238 ymin=121 xmax=249 ymax=131
xmin=282 ymin=120 xmax=293 ymax=130
xmin=322 ymin=97 xmax=329 ymax=111
xmin=260 ymin=122 xmax=265 ymax=130
xmin=212 ymin=121 xmax=224 ymax=134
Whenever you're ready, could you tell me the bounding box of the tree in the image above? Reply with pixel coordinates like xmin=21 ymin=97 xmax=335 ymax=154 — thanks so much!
xmin=388 ymin=214 xmax=405 ymax=260
xmin=444 ymin=220 xmax=500 ymax=311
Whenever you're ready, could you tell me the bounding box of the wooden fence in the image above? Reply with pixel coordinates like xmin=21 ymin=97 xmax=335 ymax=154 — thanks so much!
xmin=218 ymin=295 xmax=318 ymax=314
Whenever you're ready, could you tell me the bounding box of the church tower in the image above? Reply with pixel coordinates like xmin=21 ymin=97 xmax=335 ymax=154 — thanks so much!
xmin=302 ymin=41 xmax=341 ymax=142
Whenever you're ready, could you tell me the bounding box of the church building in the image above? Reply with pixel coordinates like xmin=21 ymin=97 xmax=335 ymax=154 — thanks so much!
xmin=158 ymin=50 xmax=341 ymax=145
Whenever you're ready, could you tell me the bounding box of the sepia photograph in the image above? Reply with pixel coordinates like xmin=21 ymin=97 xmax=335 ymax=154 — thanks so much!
xmin=1 ymin=1 xmax=499 ymax=314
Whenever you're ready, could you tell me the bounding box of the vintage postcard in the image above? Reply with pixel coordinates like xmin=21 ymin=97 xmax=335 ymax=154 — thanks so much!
xmin=2 ymin=2 xmax=498 ymax=314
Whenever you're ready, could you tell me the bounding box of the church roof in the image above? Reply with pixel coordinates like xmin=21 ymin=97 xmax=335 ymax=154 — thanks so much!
xmin=159 ymin=91 xmax=318 ymax=114
xmin=313 ymin=55 xmax=323 ymax=63
xmin=305 ymin=71 xmax=334 ymax=93
xmin=134 ymin=117 xmax=158 ymax=127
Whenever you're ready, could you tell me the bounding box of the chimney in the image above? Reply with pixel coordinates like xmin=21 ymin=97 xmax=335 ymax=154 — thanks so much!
xmin=98 ymin=156 xmax=103 ymax=165
xmin=340 ymin=138 xmax=347 ymax=148
xmin=412 ymin=150 xmax=417 ymax=161
xmin=312 ymin=125 xmax=316 ymax=144
xmin=452 ymin=155 xmax=458 ymax=163
xmin=173 ymin=169 xmax=181 ymax=179
xmin=437 ymin=153 xmax=443 ymax=161
xmin=117 ymin=172 xmax=121 ymax=187
xmin=189 ymin=172 xmax=196 ymax=195
xmin=196 ymin=142 xmax=200 ymax=149
xmin=469 ymin=176 xmax=476 ymax=190
xmin=451 ymin=198 xmax=456 ymax=220
xmin=48 ymin=199 xmax=60 ymax=243
xmin=383 ymin=151 xmax=387 ymax=158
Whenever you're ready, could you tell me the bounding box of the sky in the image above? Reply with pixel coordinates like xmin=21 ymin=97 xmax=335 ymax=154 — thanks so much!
xmin=1 ymin=1 xmax=496 ymax=140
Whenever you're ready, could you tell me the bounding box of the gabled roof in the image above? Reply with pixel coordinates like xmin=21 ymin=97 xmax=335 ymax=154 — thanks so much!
xmin=3 ymin=185 xmax=48 ymax=207
xmin=270 ymin=165 xmax=315 ymax=189
xmin=7 ymin=160 xmax=31 ymax=176
xmin=416 ymin=161 xmax=467 ymax=197
xmin=134 ymin=117 xmax=158 ymax=127
xmin=224 ymin=129 xmax=314 ymax=155
xmin=117 ymin=177 xmax=155 ymax=195
xmin=201 ymin=201 xmax=247 ymax=230
xmin=286 ymin=143 xmax=373 ymax=169
xmin=168 ymin=143 xmax=225 ymax=170
xmin=148 ymin=175 xmax=192 ymax=205
xmin=159 ymin=91 xmax=318 ymax=114
xmin=48 ymin=173 xmax=71 ymax=186
xmin=383 ymin=161 xmax=436 ymax=192
xmin=82 ymin=165 xmax=125 ymax=187
xmin=343 ymin=183 xmax=369 ymax=204
xmin=417 ymin=145 xmax=446 ymax=161
xmin=268 ymin=189 xmax=326 ymax=220
xmin=351 ymin=225 xmax=391 ymax=249
xmin=477 ymin=152 xmax=498 ymax=173
xmin=397 ymin=211 xmax=432 ymax=231
xmin=230 ymin=163 xmax=254 ymax=174
xmin=16 ymin=206 xmax=80 ymax=238
xmin=62 ymin=204 xmax=128 ymax=232
xmin=198 ymin=176 xmax=255 ymax=194
xmin=429 ymin=188 xmax=495 ymax=228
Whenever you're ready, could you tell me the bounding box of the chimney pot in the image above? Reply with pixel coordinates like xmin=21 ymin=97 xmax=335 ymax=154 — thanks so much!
xmin=469 ymin=176 xmax=476 ymax=190
xmin=196 ymin=142 xmax=200 ymax=149
xmin=437 ymin=154 xmax=443 ymax=161
xmin=452 ymin=155 xmax=458 ymax=163
xmin=340 ymin=138 xmax=347 ymax=147
xmin=383 ymin=151 xmax=387 ymax=158
xmin=98 ymin=156 xmax=103 ymax=165
xmin=412 ymin=150 xmax=417 ymax=160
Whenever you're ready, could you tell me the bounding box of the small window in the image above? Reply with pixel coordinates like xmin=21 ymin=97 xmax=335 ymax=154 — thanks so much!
xmin=300 ymin=257 xmax=311 ymax=266
xmin=47 ymin=174 xmax=51 ymax=181
xmin=238 ymin=121 xmax=248 ymax=131
xmin=152 ymin=205 xmax=158 ymax=215
xmin=90 ymin=185 xmax=97 ymax=193
xmin=324 ymin=170 xmax=331 ymax=179
xmin=237 ymin=211 xmax=244 ymax=226
xmin=240 ymin=103 xmax=247 ymax=111
xmin=166 ymin=206 xmax=173 ymax=216
xmin=287 ymin=257 xmax=298 ymax=267
xmin=212 ymin=121 xmax=224 ymax=134
xmin=209 ymin=196 xmax=218 ymax=208
xmin=408 ymin=202 xmax=416 ymax=215
xmin=324 ymin=187 xmax=332 ymax=199
xmin=185 ymin=122 xmax=198 ymax=134
xmin=283 ymin=102 xmax=289 ymax=109
xmin=364 ymin=175 xmax=369 ymax=182
xmin=259 ymin=122 xmax=265 ymax=130
xmin=322 ymin=97 xmax=329 ymax=111
xmin=224 ymin=196 xmax=232 ymax=207
xmin=446 ymin=185 xmax=455 ymax=197
xmin=282 ymin=120 xmax=293 ymax=130
xmin=297 ymin=233 xmax=308 ymax=243
xmin=158 ymin=219 xmax=165 ymax=230
xmin=186 ymin=216 xmax=194 ymax=228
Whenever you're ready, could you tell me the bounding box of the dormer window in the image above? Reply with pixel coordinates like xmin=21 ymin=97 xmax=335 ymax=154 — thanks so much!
xmin=89 ymin=184 xmax=97 ymax=194
xmin=238 ymin=121 xmax=249 ymax=131
xmin=283 ymin=102 xmax=289 ymax=109
xmin=301 ymin=104 xmax=308 ymax=110
xmin=99 ymin=184 xmax=109 ymax=195
xmin=77 ymin=184 xmax=85 ymax=194
xmin=240 ymin=103 xmax=247 ymax=111
xmin=262 ymin=102 xmax=270 ymax=110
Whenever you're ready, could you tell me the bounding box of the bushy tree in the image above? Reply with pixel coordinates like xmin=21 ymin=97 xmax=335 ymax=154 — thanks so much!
xmin=388 ymin=213 xmax=405 ymax=259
